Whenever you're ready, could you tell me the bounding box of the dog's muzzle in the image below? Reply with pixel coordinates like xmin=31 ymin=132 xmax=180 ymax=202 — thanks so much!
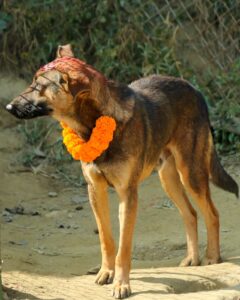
xmin=6 ymin=101 xmax=52 ymax=119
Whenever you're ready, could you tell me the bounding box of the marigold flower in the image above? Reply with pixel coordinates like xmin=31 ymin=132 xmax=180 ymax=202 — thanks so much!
xmin=61 ymin=116 xmax=116 ymax=162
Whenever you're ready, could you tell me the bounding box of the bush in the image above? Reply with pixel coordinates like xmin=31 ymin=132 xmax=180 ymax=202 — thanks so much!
xmin=1 ymin=0 xmax=239 ymax=153
xmin=0 ymin=0 xmax=179 ymax=81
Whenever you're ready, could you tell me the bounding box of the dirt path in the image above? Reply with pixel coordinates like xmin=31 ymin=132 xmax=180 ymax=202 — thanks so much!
xmin=3 ymin=263 xmax=240 ymax=300
xmin=1 ymin=75 xmax=240 ymax=299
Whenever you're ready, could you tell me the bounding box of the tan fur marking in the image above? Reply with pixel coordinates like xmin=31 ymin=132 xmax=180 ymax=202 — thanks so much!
xmin=158 ymin=153 xmax=199 ymax=266
xmin=82 ymin=163 xmax=116 ymax=284
xmin=170 ymin=145 xmax=221 ymax=264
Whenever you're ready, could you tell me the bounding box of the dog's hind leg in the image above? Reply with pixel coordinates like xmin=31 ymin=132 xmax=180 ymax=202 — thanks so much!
xmin=170 ymin=127 xmax=221 ymax=265
xmin=85 ymin=168 xmax=116 ymax=285
xmin=113 ymin=186 xmax=138 ymax=299
xmin=158 ymin=151 xmax=200 ymax=266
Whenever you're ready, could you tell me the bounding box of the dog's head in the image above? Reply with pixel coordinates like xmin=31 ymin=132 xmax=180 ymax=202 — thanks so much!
xmin=6 ymin=44 xmax=134 ymax=132
xmin=6 ymin=45 xmax=103 ymax=119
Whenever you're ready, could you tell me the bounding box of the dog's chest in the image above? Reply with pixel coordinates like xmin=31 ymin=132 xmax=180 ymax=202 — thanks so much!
xmin=82 ymin=159 xmax=137 ymax=190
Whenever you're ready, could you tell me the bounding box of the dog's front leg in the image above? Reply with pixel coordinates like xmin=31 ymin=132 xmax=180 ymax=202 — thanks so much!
xmin=113 ymin=186 xmax=138 ymax=299
xmin=88 ymin=182 xmax=116 ymax=285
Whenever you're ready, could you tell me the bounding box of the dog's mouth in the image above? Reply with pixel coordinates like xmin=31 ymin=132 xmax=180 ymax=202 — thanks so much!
xmin=6 ymin=102 xmax=53 ymax=119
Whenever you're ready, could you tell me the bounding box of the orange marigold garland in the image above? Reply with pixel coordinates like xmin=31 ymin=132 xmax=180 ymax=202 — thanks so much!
xmin=61 ymin=116 xmax=116 ymax=163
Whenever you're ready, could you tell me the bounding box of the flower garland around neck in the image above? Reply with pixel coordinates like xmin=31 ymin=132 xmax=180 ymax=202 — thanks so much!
xmin=61 ymin=116 xmax=116 ymax=163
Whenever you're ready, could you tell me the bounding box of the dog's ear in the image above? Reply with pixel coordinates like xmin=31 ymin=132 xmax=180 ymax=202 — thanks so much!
xmin=68 ymin=74 xmax=90 ymax=97
xmin=57 ymin=44 xmax=74 ymax=58
xmin=90 ymin=77 xmax=135 ymax=123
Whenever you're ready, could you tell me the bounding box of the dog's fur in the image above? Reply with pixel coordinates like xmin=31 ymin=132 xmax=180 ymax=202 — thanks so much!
xmin=7 ymin=45 xmax=239 ymax=299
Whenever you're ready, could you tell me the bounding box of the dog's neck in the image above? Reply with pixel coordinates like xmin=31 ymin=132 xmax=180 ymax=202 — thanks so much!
xmin=59 ymin=81 xmax=134 ymax=141
xmin=61 ymin=95 xmax=101 ymax=141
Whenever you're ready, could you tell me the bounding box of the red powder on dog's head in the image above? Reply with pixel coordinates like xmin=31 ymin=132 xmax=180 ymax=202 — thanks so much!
xmin=36 ymin=57 xmax=106 ymax=83
xmin=38 ymin=57 xmax=85 ymax=73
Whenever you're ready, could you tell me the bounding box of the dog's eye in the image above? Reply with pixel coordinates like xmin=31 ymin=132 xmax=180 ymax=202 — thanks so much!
xmin=40 ymin=85 xmax=47 ymax=95
xmin=60 ymin=77 xmax=66 ymax=85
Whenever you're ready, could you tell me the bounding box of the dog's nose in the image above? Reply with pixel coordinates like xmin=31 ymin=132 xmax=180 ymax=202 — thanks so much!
xmin=6 ymin=104 xmax=13 ymax=111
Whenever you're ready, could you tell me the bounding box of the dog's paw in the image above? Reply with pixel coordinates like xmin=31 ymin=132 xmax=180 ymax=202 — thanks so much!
xmin=179 ymin=255 xmax=200 ymax=267
xmin=201 ymin=255 xmax=222 ymax=266
xmin=112 ymin=281 xmax=131 ymax=299
xmin=95 ymin=268 xmax=114 ymax=285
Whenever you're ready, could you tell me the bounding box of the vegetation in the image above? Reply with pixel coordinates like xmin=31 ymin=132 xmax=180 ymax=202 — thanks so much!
xmin=0 ymin=0 xmax=239 ymax=158
xmin=0 ymin=0 xmax=180 ymax=80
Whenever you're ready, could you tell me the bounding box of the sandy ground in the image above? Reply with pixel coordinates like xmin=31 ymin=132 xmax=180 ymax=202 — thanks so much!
xmin=1 ymin=75 xmax=240 ymax=299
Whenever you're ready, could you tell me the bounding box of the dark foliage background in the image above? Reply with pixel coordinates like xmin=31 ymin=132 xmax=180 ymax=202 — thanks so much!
xmin=0 ymin=0 xmax=239 ymax=156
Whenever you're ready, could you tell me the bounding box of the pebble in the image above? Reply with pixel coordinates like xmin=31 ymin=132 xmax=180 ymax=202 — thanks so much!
xmin=75 ymin=205 xmax=83 ymax=211
xmin=71 ymin=195 xmax=88 ymax=205
xmin=3 ymin=207 xmax=40 ymax=218
xmin=2 ymin=210 xmax=13 ymax=222
xmin=2 ymin=210 xmax=11 ymax=217
xmin=31 ymin=211 xmax=40 ymax=216
xmin=86 ymin=265 xmax=101 ymax=275
xmin=5 ymin=205 xmax=24 ymax=215
xmin=9 ymin=240 xmax=28 ymax=246
xmin=57 ymin=223 xmax=79 ymax=230
xmin=72 ymin=225 xmax=79 ymax=229
xmin=93 ymin=228 xmax=99 ymax=234
xmin=221 ymin=229 xmax=230 ymax=232
xmin=48 ymin=192 xmax=58 ymax=198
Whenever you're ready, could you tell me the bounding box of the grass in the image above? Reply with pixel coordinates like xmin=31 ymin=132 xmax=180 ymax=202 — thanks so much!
xmin=15 ymin=118 xmax=84 ymax=187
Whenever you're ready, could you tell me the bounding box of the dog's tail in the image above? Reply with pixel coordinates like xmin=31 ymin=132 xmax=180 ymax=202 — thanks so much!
xmin=210 ymin=147 xmax=239 ymax=198
xmin=195 ymin=90 xmax=238 ymax=198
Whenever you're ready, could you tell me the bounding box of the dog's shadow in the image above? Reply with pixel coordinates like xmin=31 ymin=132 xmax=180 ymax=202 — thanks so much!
xmin=132 ymin=274 xmax=227 ymax=295
xmin=3 ymin=286 xmax=64 ymax=300
xmin=131 ymin=259 xmax=240 ymax=297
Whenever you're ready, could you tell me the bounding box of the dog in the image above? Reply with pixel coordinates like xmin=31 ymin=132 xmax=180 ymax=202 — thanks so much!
xmin=6 ymin=44 xmax=239 ymax=299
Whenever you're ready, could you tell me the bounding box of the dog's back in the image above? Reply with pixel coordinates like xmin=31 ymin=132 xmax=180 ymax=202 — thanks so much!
xmin=130 ymin=74 xmax=208 ymax=124
xmin=129 ymin=75 xmax=238 ymax=198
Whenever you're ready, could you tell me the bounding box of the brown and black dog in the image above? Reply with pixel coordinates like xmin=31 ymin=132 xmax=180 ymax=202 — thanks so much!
xmin=6 ymin=45 xmax=238 ymax=299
